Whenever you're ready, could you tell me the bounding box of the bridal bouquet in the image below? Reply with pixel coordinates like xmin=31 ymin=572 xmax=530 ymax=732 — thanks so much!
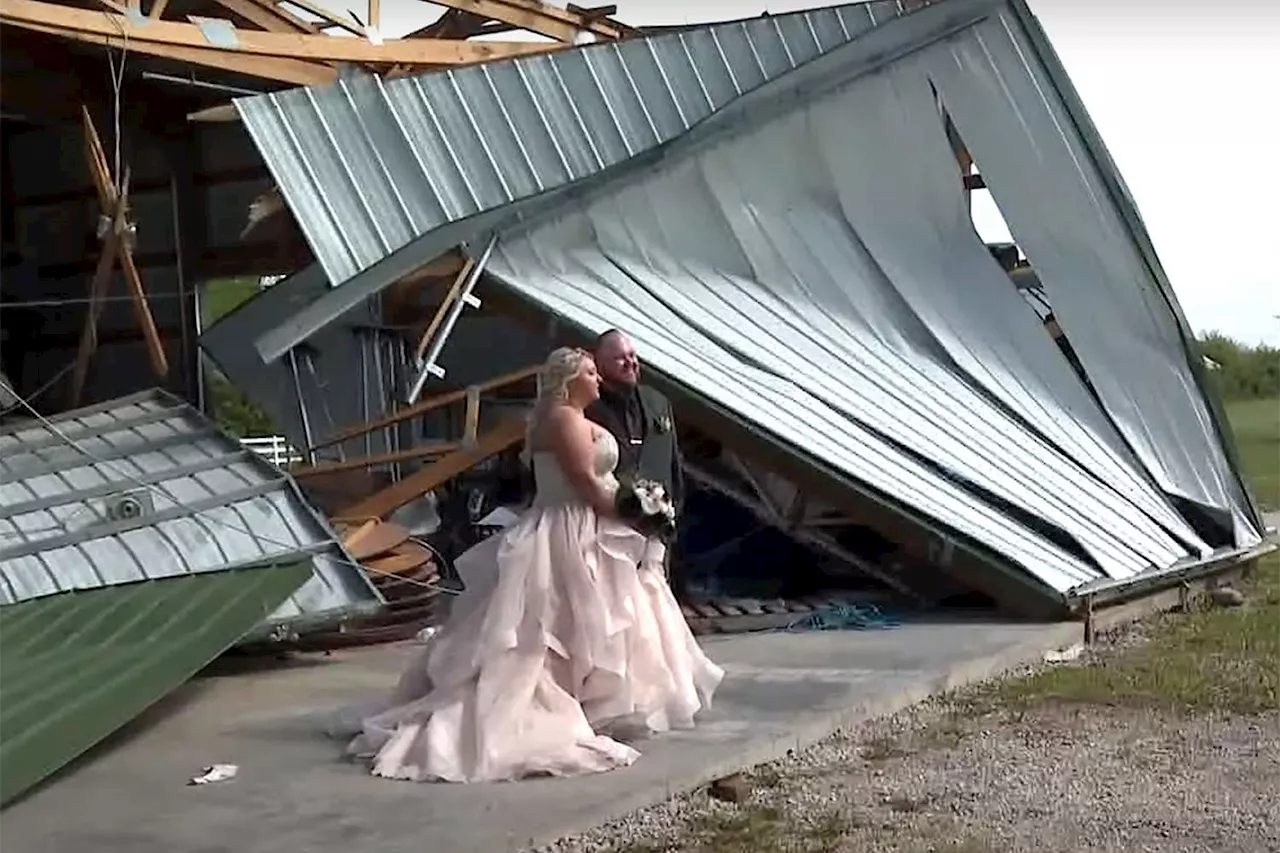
xmin=614 ymin=477 xmax=677 ymax=541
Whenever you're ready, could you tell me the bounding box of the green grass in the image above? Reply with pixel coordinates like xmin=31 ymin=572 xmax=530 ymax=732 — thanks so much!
xmin=201 ymin=277 xmax=261 ymax=326
xmin=990 ymin=552 xmax=1280 ymax=714
xmin=199 ymin=278 xmax=278 ymax=437
xmin=988 ymin=396 xmax=1276 ymax=717
xmin=1226 ymin=397 xmax=1279 ymax=510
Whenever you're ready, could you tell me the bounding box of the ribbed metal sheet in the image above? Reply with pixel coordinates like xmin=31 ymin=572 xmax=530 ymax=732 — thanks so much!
xmin=237 ymin=0 xmax=926 ymax=362
xmin=0 ymin=390 xmax=381 ymax=634
xmin=0 ymin=562 xmax=312 ymax=806
xmin=478 ymin=1 xmax=1254 ymax=597
xmin=918 ymin=10 xmax=1264 ymax=548
xmin=490 ymin=237 xmax=1098 ymax=595
xmin=235 ymin=0 xmax=952 ymax=361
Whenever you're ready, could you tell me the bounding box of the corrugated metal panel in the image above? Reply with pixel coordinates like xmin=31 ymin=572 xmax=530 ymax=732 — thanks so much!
xmin=920 ymin=7 xmax=1264 ymax=546
xmin=0 ymin=562 xmax=312 ymax=806
xmin=1003 ymin=0 xmax=1264 ymax=540
xmin=236 ymin=1 xmax=912 ymax=291
xmin=238 ymin=0 xmax=999 ymax=364
xmin=489 ymin=234 xmax=1097 ymax=595
xmin=0 ymin=390 xmax=381 ymax=634
xmin=477 ymin=2 xmax=1239 ymax=597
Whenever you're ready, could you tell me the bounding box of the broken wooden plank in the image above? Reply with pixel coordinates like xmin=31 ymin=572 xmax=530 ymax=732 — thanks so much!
xmin=431 ymin=0 xmax=628 ymax=42
xmin=0 ymin=0 xmax=558 ymax=65
xmin=76 ymin=113 xmax=169 ymax=379
xmin=339 ymin=417 xmax=526 ymax=520
xmin=342 ymin=519 xmax=411 ymax=561
xmin=290 ymin=441 xmax=460 ymax=479
xmin=67 ymin=197 xmax=126 ymax=407
xmin=308 ymin=365 xmax=537 ymax=454
xmin=364 ymin=542 xmax=433 ymax=576
xmin=13 ymin=17 xmax=336 ymax=85
xmin=462 ymin=387 xmax=480 ymax=447
xmin=413 ymin=254 xmax=476 ymax=364
xmin=213 ymin=0 xmax=320 ymax=34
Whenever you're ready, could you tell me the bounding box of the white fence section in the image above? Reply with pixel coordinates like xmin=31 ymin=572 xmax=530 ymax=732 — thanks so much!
xmin=241 ymin=435 xmax=304 ymax=467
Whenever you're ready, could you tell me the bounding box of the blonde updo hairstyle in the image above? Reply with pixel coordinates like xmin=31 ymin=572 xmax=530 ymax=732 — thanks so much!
xmin=521 ymin=346 xmax=593 ymax=464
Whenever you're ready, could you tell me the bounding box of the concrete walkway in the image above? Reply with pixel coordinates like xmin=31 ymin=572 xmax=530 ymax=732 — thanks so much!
xmin=4 ymin=617 xmax=1082 ymax=853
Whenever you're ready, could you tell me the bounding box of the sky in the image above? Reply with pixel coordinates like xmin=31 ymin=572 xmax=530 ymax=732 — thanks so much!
xmin=334 ymin=0 xmax=1280 ymax=346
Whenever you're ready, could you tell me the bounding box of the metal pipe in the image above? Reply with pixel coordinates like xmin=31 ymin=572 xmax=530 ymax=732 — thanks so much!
xmin=358 ymin=330 xmax=372 ymax=459
xmin=140 ymin=71 xmax=262 ymax=97
xmin=170 ymin=171 xmax=195 ymax=407
xmin=301 ymin=348 xmax=342 ymax=461
xmin=288 ymin=349 xmax=316 ymax=464
xmin=405 ymin=234 xmax=497 ymax=405
xmin=1068 ymin=539 xmax=1277 ymax=605
xmin=371 ymin=332 xmax=386 ymax=456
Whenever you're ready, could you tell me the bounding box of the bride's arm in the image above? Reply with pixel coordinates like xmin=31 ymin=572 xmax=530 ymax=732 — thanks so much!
xmin=545 ymin=407 xmax=617 ymax=516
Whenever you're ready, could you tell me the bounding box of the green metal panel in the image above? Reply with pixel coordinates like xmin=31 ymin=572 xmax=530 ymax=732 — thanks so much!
xmin=0 ymin=562 xmax=312 ymax=808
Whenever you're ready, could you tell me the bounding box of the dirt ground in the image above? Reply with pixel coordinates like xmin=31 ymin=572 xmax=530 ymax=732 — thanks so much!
xmin=540 ymin=554 xmax=1280 ymax=853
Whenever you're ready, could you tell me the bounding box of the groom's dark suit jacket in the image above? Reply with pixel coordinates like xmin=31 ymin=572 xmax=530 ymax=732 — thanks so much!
xmin=586 ymin=382 xmax=686 ymax=514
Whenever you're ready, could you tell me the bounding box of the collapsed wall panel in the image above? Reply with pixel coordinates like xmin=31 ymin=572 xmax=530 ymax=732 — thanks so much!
xmin=229 ymin=0 xmax=1263 ymax=610
xmin=917 ymin=15 xmax=1262 ymax=548
xmin=0 ymin=561 xmax=312 ymax=807
xmin=0 ymin=389 xmax=381 ymax=636
xmin=480 ymin=11 xmax=1255 ymax=601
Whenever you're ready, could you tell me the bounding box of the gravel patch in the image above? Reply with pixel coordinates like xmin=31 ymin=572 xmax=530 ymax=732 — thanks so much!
xmin=535 ymin=622 xmax=1280 ymax=853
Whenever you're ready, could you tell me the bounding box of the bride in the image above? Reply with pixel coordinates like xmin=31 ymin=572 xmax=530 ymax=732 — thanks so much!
xmin=344 ymin=346 xmax=724 ymax=782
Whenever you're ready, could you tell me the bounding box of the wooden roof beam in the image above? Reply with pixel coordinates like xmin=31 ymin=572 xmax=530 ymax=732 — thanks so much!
xmin=0 ymin=0 xmax=561 ymax=66
xmin=213 ymin=0 xmax=320 ymax=34
xmin=427 ymin=0 xmax=628 ymax=42
xmin=8 ymin=18 xmax=336 ymax=85
xmin=277 ymin=0 xmax=364 ymax=36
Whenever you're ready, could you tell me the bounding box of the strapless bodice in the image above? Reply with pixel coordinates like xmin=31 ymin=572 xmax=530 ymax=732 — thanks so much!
xmin=530 ymin=430 xmax=620 ymax=507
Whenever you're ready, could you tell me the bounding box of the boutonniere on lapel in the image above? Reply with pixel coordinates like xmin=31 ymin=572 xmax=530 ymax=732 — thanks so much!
xmin=655 ymin=415 xmax=673 ymax=435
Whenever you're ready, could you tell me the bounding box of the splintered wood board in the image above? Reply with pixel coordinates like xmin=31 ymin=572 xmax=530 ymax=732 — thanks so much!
xmin=342 ymin=520 xmax=411 ymax=561
xmin=364 ymin=541 xmax=434 ymax=576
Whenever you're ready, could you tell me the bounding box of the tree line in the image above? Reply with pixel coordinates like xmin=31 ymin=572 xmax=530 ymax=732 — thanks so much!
xmin=1198 ymin=332 xmax=1280 ymax=401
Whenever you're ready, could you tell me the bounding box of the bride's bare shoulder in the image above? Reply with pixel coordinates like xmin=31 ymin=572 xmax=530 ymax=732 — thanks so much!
xmin=530 ymin=404 xmax=591 ymax=450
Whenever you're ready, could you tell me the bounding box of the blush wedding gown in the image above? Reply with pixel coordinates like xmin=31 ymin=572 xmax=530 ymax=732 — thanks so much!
xmin=342 ymin=429 xmax=724 ymax=782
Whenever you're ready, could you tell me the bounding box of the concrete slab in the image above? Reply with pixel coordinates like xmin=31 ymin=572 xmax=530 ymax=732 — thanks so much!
xmin=3 ymin=618 xmax=1082 ymax=853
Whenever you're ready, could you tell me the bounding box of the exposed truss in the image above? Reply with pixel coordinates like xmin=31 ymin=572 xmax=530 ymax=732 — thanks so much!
xmin=0 ymin=0 xmax=634 ymax=85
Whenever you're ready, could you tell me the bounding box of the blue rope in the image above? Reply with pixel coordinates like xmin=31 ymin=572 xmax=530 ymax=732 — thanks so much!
xmin=784 ymin=602 xmax=900 ymax=632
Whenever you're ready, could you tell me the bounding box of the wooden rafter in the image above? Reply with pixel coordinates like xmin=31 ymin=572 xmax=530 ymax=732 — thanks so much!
xmin=213 ymin=0 xmax=319 ymax=34
xmin=291 ymin=441 xmax=461 ymax=479
xmin=338 ymin=418 xmax=526 ymax=520
xmin=13 ymin=18 xmax=336 ymax=84
xmin=0 ymin=0 xmax=561 ymax=66
xmin=277 ymin=0 xmax=364 ymax=36
xmin=428 ymin=0 xmax=628 ymax=42
xmin=2 ymin=0 xmax=634 ymax=87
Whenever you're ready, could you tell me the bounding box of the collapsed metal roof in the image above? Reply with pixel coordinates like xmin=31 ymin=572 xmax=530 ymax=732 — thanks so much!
xmin=236 ymin=0 xmax=923 ymax=362
xmin=0 ymin=389 xmax=381 ymax=637
xmin=227 ymin=0 xmax=1265 ymax=609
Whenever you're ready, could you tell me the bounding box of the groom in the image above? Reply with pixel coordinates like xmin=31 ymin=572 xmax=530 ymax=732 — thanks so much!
xmin=586 ymin=329 xmax=689 ymax=597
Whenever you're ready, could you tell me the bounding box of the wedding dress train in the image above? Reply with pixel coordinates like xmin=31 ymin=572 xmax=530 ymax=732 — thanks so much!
xmin=344 ymin=430 xmax=724 ymax=782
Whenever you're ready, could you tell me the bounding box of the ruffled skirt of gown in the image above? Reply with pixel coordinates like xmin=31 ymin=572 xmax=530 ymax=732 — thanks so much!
xmin=343 ymin=502 xmax=724 ymax=783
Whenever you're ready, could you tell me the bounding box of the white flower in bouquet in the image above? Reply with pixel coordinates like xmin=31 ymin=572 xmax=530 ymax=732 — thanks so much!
xmin=632 ymin=479 xmax=676 ymax=522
